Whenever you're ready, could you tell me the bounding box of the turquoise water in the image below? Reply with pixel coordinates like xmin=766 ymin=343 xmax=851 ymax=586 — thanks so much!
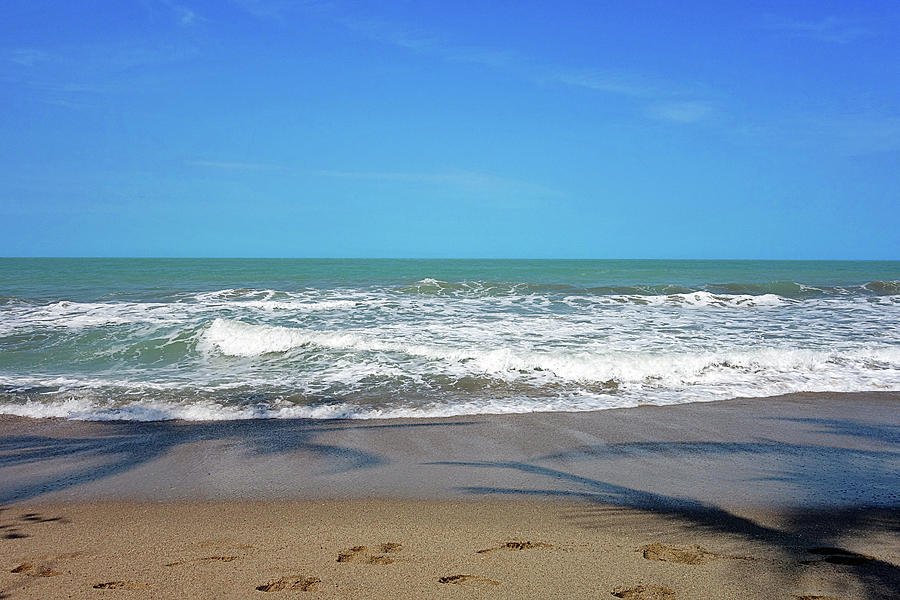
xmin=1 ymin=259 xmax=898 ymax=420
xmin=5 ymin=258 xmax=900 ymax=299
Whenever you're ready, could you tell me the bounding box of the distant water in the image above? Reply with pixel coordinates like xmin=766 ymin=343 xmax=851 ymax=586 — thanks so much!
xmin=0 ymin=258 xmax=898 ymax=421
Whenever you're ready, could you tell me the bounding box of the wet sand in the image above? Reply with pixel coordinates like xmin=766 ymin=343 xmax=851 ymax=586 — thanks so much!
xmin=1 ymin=392 xmax=898 ymax=598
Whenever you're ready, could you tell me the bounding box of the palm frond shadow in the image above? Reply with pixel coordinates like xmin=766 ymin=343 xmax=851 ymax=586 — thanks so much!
xmin=0 ymin=418 xmax=475 ymax=503
xmin=428 ymin=445 xmax=900 ymax=599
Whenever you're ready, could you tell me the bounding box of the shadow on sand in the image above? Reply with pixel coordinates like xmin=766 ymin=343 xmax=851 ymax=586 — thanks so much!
xmin=0 ymin=417 xmax=474 ymax=504
xmin=428 ymin=414 xmax=900 ymax=599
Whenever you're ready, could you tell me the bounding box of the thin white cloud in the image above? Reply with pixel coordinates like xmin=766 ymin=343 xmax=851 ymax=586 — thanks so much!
xmin=155 ymin=0 xmax=202 ymax=26
xmin=342 ymin=18 xmax=438 ymax=52
xmin=763 ymin=15 xmax=871 ymax=44
xmin=226 ymin=0 xmax=298 ymax=20
xmin=443 ymin=46 xmax=517 ymax=70
xmin=227 ymin=2 xmax=671 ymax=100
xmin=187 ymin=160 xmax=286 ymax=170
xmin=340 ymin=15 xmax=662 ymax=98
xmin=187 ymin=162 xmax=563 ymax=197
xmin=540 ymin=67 xmax=658 ymax=97
xmin=648 ymin=101 xmax=714 ymax=123
xmin=175 ymin=6 xmax=197 ymax=26
xmin=228 ymin=2 xmax=704 ymax=115
xmin=312 ymin=168 xmax=563 ymax=197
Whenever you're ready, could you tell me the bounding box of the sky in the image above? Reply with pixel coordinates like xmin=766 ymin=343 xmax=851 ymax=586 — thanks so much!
xmin=1 ymin=0 xmax=898 ymax=259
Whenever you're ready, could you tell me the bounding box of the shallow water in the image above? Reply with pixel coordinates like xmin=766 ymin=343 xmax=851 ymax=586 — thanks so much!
xmin=0 ymin=258 xmax=897 ymax=420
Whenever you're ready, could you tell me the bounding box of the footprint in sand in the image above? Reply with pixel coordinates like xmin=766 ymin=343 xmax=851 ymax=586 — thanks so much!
xmin=197 ymin=539 xmax=256 ymax=551
xmin=45 ymin=552 xmax=90 ymax=560
xmin=166 ymin=555 xmax=239 ymax=567
xmin=93 ymin=581 xmax=151 ymax=590
xmin=638 ymin=543 xmax=718 ymax=565
xmin=438 ymin=574 xmax=500 ymax=586
xmin=802 ymin=547 xmax=876 ymax=567
xmin=256 ymin=576 xmax=321 ymax=592
xmin=612 ymin=584 xmax=676 ymax=600
xmin=3 ymin=531 xmax=28 ymax=539
xmin=10 ymin=562 xmax=63 ymax=577
xmin=336 ymin=543 xmax=402 ymax=564
xmin=19 ymin=513 xmax=64 ymax=524
xmin=476 ymin=540 xmax=552 ymax=554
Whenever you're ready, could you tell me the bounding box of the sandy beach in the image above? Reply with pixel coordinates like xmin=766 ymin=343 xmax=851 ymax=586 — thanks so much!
xmin=1 ymin=392 xmax=898 ymax=599
xmin=4 ymin=0 xmax=899 ymax=593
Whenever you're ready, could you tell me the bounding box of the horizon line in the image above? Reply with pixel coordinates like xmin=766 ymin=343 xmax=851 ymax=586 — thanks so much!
xmin=2 ymin=256 xmax=898 ymax=262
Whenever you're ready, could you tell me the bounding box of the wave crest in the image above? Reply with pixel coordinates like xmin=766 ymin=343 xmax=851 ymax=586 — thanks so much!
xmin=198 ymin=319 xmax=900 ymax=387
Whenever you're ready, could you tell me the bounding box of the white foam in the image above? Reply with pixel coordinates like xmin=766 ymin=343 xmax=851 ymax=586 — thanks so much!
xmin=669 ymin=291 xmax=788 ymax=307
xmin=191 ymin=289 xmax=362 ymax=312
xmin=560 ymin=291 xmax=791 ymax=308
xmin=0 ymin=293 xmax=369 ymax=337
xmin=3 ymin=283 xmax=898 ymax=422
xmin=2 ymin=367 xmax=898 ymax=423
xmin=196 ymin=319 xmax=900 ymax=387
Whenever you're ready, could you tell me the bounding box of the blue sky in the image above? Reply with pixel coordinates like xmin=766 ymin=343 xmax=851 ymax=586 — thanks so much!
xmin=1 ymin=0 xmax=898 ymax=258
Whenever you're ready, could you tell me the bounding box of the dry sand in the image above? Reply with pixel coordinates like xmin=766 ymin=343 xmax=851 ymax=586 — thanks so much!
xmin=1 ymin=500 xmax=898 ymax=599
xmin=1 ymin=392 xmax=898 ymax=599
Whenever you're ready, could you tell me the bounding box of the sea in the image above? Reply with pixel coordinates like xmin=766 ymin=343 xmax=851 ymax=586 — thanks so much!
xmin=0 ymin=258 xmax=897 ymax=421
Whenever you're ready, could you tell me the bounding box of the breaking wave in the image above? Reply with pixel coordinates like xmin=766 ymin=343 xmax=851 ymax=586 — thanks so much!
xmin=1 ymin=269 xmax=898 ymax=421
xmin=198 ymin=318 xmax=899 ymax=385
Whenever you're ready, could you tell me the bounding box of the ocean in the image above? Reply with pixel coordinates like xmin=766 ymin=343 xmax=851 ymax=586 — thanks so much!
xmin=0 ymin=258 xmax=897 ymax=421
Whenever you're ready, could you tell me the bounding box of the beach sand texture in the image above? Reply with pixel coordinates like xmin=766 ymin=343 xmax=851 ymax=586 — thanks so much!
xmin=1 ymin=392 xmax=898 ymax=598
